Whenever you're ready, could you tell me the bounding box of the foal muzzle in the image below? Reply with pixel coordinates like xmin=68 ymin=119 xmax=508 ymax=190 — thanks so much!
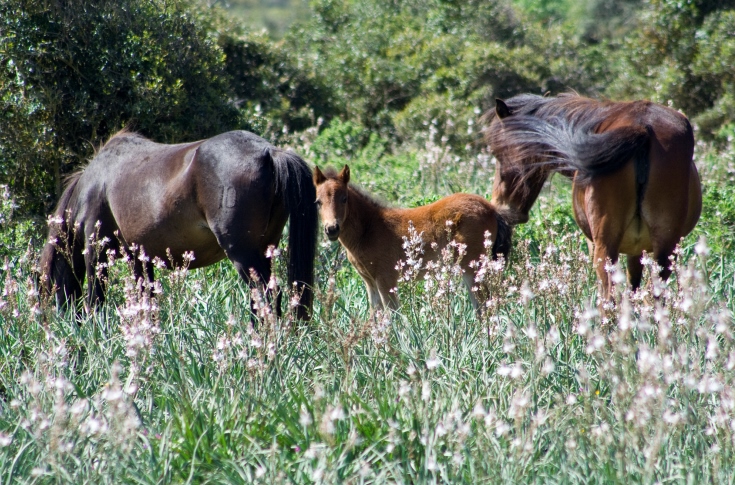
xmin=324 ymin=223 xmax=340 ymax=241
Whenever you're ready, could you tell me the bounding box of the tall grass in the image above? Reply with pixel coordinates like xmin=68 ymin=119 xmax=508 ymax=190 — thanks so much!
xmin=0 ymin=132 xmax=733 ymax=483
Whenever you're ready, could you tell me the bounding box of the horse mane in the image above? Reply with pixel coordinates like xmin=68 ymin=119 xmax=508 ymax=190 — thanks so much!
xmin=484 ymin=93 xmax=651 ymax=186
xmin=92 ymin=127 xmax=145 ymax=157
xmin=483 ymin=93 xmax=609 ymax=171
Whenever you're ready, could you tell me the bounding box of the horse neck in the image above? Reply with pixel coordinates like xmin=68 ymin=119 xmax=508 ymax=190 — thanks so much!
xmin=522 ymin=166 xmax=551 ymax=209
xmin=339 ymin=187 xmax=386 ymax=251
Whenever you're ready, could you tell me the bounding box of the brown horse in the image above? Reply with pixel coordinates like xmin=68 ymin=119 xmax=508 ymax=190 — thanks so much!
xmin=40 ymin=130 xmax=318 ymax=319
xmin=484 ymin=93 xmax=702 ymax=299
xmin=313 ymin=165 xmax=511 ymax=310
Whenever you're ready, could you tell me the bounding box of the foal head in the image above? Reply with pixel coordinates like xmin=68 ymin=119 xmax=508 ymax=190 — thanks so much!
xmin=314 ymin=165 xmax=351 ymax=241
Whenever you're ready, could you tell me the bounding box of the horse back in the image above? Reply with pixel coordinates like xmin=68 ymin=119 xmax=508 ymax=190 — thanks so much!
xmin=80 ymin=133 xmax=202 ymax=246
xmin=393 ymin=193 xmax=501 ymax=258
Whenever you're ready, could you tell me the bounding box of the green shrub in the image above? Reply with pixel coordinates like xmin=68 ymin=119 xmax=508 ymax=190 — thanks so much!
xmin=221 ymin=32 xmax=338 ymax=139
xmin=0 ymin=0 xmax=241 ymax=216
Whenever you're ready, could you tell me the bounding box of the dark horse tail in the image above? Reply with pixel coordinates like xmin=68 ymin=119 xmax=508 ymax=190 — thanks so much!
xmin=566 ymin=124 xmax=652 ymax=187
xmin=491 ymin=212 xmax=512 ymax=262
xmin=39 ymin=172 xmax=84 ymax=309
xmin=268 ymin=148 xmax=318 ymax=320
xmin=495 ymin=114 xmax=652 ymax=187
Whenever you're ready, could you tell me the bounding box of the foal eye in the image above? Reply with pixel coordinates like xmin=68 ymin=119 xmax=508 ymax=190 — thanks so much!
xmin=315 ymin=200 xmax=322 ymax=207
xmin=341 ymin=196 xmax=347 ymax=203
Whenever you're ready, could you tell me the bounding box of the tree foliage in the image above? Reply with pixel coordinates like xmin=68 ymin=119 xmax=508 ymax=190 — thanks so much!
xmin=0 ymin=0 xmax=240 ymax=215
xmin=222 ymin=33 xmax=337 ymax=136
xmin=284 ymin=0 xmax=620 ymax=149
xmin=608 ymin=0 xmax=735 ymax=139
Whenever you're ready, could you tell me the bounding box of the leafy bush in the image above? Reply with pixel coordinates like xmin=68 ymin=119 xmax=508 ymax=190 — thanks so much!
xmin=608 ymin=0 xmax=735 ymax=139
xmin=221 ymin=32 xmax=338 ymax=139
xmin=286 ymin=0 xmax=626 ymax=153
xmin=0 ymin=0 xmax=241 ymax=216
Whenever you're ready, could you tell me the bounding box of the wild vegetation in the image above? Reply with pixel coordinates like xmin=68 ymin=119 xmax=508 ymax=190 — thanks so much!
xmin=1 ymin=0 xmax=734 ymax=482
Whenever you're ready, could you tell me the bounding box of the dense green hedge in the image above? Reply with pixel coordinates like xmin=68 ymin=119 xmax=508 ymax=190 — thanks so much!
xmin=608 ymin=0 xmax=735 ymax=139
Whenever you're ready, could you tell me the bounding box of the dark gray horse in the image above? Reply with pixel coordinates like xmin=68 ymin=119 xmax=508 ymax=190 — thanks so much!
xmin=40 ymin=130 xmax=317 ymax=319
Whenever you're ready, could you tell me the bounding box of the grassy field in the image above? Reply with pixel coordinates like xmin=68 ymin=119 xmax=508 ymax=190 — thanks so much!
xmin=0 ymin=126 xmax=734 ymax=483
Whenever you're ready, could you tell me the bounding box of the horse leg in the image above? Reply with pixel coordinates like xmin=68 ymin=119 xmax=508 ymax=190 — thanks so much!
xmin=56 ymin=243 xmax=86 ymax=313
xmin=592 ymin=241 xmax=619 ymax=302
xmin=654 ymin=244 xmax=676 ymax=283
xmin=627 ymin=253 xmax=644 ymax=291
xmin=85 ymin=247 xmax=106 ymax=308
xmin=586 ymin=238 xmax=595 ymax=261
xmin=85 ymin=240 xmax=129 ymax=308
xmin=226 ymin=248 xmax=279 ymax=319
xmin=365 ymin=279 xmax=384 ymax=311
xmin=462 ymin=271 xmax=481 ymax=312
xmin=84 ymin=226 xmax=118 ymax=308
xmin=649 ymin=241 xmax=678 ymax=301
xmin=132 ymin=255 xmax=155 ymax=295
xmin=376 ymin=277 xmax=399 ymax=311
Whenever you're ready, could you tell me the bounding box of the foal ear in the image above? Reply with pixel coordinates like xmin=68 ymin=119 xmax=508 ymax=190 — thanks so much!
xmin=314 ymin=166 xmax=326 ymax=185
xmin=339 ymin=165 xmax=350 ymax=184
xmin=495 ymin=98 xmax=511 ymax=119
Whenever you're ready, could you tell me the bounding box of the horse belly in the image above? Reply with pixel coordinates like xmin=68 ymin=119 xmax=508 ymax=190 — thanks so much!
xmin=618 ymin=220 xmax=653 ymax=255
xmin=112 ymin=194 xmax=225 ymax=268
xmin=138 ymin=217 xmax=226 ymax=268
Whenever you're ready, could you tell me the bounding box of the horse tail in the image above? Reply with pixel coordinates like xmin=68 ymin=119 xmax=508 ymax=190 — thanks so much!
xmin=490 ymin=116 xmax=651 ymax=186
xmin=491 ymin=212 xmax=513 ymax=262
xmin=268 ymin=148 xmax=318 ymax=320
xmin=567 ymin=124 xmax=652 ymax=186
xmin=39 ymin=171 xmax=84 ymax=309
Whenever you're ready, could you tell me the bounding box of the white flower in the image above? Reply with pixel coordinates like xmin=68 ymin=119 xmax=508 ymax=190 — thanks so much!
xmin=542 ymin=358 xmax=555 ymax=375
xmin=425 ymin=350 xmax=441 ymax=370
xmin=495 ymin=421 xmax=510 ymax=437
xmin=694 ymin=236 xmax=710 ymax=256
xmin=520 ymin=281 xmax=534 ymax=303
xmin=697 ymin=375 xmax=723 ymax=394
xmin=329 ymin=405 xmax=345 ymax=421
xmin=422 ymin=382 xmax=431 ymax=401
xmin=398 ymin=381 xmax=411 ymax=399
xmin=611 ymin=267 xmax=625 ymax=284
xmin=471 ymin=402 xmax=486 ymax=420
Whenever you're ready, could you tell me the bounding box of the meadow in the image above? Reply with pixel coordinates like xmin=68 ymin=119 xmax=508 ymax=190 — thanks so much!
xmin=0 ymin=120 xmax=733 ymax=483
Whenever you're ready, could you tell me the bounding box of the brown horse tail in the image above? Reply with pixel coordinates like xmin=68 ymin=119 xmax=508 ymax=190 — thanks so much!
xmin=39 ymin=171 xmax=84 ymax=309
xmin=491 ymin=212 xmax=513 ymax=262
xmin=268 ymin=148 xmax=318 ymax=320
xmin=569 ymin=124 xmax=652 ymax=187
